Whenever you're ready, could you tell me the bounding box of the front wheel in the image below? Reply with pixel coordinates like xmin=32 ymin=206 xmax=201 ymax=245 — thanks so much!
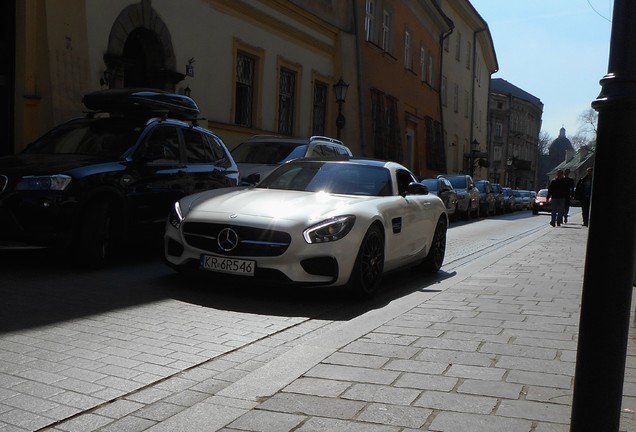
xmin=347 ymin=224 xmax=385 ymax=298
xmin=77 ymin=201 xmax=111 ymax=269
xmin=421 ymin=216 xmax=447 ymax=273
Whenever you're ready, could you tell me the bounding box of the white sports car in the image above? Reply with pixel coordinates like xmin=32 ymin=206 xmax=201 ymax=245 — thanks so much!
xmin=164 ymin=158 xmax=448 ymax=297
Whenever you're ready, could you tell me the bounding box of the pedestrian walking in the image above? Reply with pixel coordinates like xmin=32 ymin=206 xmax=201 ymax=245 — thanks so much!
xmin=547 ymin=169 xmax=570 ymax=227
xmin=574 ymin=167 xmax=593 ymax=226
xmin=563 ymin=168 xmax=575 ymax=223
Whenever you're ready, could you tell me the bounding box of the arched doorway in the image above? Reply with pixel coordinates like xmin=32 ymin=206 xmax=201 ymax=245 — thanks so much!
xmin=103 ymin=1 xmax=184 ymax=91
xmin=122 ymin=28 xmax=164 ymax=89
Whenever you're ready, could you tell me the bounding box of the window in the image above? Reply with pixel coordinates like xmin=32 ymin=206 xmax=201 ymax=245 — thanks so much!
xmin=183 ymin=129 xmax=213 ymax=163
xmin=420 ymin=46 xmax=426 ymax=82
xmin=312 ymin=80 xmax=327 ymax=136
xmin=453 ymin=84 xmax=459 ymax=113
xmin=382 ymin=10 xmax=391 ymax=52
xmin=278 ymin=68 xmax=296 ymax=136
xmin=404 ymin=30 xmax=412 ymax=69
xmin=141 ymin=126 xmax=180 ymax=163
xmin=207 ymin=135 xmax=228 ymax=162
xmin=396 ymin=169 xmax=416 ymax=196
xmin=495 ymin=122 xmax=503 ymax=137
xmin=183 ymin=130 xmax=228 ymax=164
xmin=466 ymin=41 xmax=472 ymax=69
xmin=455 ymin=32 xmax=461 ymax=61
xmin=464 ymin=90 xmax=469 ymax=118
xmin=235 ymin=51 xmax=255 ymax=127
xmin=365 ymin=0 xmax=375 ymax=41
xmin=428 ymin=54 xmax=435 ymax=88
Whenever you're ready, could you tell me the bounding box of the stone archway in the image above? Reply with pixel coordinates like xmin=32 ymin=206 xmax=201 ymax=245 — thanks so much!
xmin=103 ymin=0 xmax=184 ymax=90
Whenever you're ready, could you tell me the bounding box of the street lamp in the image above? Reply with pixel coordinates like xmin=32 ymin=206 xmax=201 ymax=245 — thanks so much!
xmin=333 ymin=78 xmax=349 ymax=140
xmin=469 ymin=139 xmax=480 ymax=177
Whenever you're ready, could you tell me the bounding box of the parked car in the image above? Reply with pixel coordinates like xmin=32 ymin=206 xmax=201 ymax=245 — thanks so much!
xmin=501 ymin=187 xmax=515 ymax=213
xmin=420 ymin=177 xmax=458 ymax=221
xmin=440 ymin=174 xmax=480 ymax=220
xmin=532 ymin=189 xmax=552 ymax=214
xmin=165 ymin=157 xmax=448 ymax=298
xmin=231 ymin=135 xmax=352 ymax=185
xmin=474 ymin=180 xmax=496 ymax=217
xmin=512 ymin=190 xmax=532 ymax=210
xmin=0 ymin=89 xmax=239 ymax=268
xmin=529 ymin=190 xmax=537 ymax=209
xmin=490 ymin=183 xmax=506 ymax=215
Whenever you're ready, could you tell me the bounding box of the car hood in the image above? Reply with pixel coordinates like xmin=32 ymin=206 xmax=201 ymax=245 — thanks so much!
xmin=183 ymin=187 xmax=372 ymax=223
xmin=0 ymin=154 xmax=117 ymax=176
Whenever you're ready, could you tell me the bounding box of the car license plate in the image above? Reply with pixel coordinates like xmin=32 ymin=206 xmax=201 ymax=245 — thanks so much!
xmin=200 ymin=254 xmax=255 ymax=276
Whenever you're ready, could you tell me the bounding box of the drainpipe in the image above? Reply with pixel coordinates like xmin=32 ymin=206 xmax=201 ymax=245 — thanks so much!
xmin=438 ymin=25 xmax=453 ymax=173
xmin=352 ymin=0 xmax=367 ymax=156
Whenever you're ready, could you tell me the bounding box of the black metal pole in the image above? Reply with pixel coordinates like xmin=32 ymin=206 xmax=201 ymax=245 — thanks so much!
xmin=570 ymin=1 xmax=636 ymax=430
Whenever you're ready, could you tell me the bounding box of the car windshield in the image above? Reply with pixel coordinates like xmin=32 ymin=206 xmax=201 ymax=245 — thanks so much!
xmin=231 ymin=141 xmax=308 ymax=164
xmin=538 ymin=190 xmax=548 ymax=197
xmin=258 ymin=161 xmax=392 ymax=196
xmin=446 ymin=177 xmax=467 ymax=189
xmin=23 ymin=117 xmax=143 ymax=158
xmin=475 ymin=183 xmax=487 ymax=192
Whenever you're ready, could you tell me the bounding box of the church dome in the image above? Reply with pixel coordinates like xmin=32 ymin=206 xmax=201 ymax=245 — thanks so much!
xmin=549 ymin=127 xmax=574 ymax=154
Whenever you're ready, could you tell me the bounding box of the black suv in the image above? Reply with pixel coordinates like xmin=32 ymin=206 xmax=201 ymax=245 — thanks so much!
xmin=0 ymin=89 xmax=239 ymax=268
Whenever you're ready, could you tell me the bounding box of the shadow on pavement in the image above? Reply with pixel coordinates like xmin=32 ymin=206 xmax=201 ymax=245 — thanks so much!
xmin=0 ymin=238 xmax=457 ymax=333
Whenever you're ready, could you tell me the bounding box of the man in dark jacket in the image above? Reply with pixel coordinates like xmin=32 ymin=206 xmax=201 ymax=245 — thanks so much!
xmin=547 ymin=169 xmax=570 ymax=227
xmin=574 ymin=167 xmax=593 ymax=226
xmin=563 ymin=168 xmax=575 ymax=223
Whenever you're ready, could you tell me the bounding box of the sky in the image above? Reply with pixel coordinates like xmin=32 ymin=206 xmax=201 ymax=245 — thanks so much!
xmin=469 ymin=0 xmax=614 ymax=141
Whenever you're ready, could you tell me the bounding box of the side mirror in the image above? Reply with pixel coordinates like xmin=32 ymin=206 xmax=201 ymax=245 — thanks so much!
xmin=403 ymin=182 xmax=429 ymax=196
xmin=242 ymin=172 xmax=261 ymax=186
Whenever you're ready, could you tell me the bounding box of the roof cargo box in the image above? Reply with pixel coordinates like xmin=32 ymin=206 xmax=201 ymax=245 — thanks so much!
xmin=82 ymin=88 xmax=199 ymax=119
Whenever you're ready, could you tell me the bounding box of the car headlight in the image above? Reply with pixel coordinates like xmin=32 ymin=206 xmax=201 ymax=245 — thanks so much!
xmin=303 ymin=215 xmax=356 ymax=244
xmin=168 ymin=201 xmax=184 ymax=229
xmin=16 ymin=175 xmax=72 ymax=191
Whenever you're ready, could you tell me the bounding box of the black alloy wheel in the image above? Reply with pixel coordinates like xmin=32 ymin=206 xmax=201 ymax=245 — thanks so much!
xmin=421 ymin=216 xmax=447 ymax=273
xmin=348 ymin=224 xmax=385 ymax=298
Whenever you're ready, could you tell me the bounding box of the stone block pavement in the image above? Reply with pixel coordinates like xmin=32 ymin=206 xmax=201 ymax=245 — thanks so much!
xmin=37 ymin=212 xmax=636 ymax=431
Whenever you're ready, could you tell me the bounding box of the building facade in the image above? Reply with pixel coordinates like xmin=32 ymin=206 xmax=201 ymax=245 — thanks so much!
xmin=5 ymin=0 xmax=500 ymax=184
xmin=437 ymin=0 xmax=498 ymax=179
xmin=359 ymin=0 xmax=452 ymax=177
xmin=9 ymin=0 xmax=355 ymax=153
xmin=488 ymin=78 xmax=543 ymax=190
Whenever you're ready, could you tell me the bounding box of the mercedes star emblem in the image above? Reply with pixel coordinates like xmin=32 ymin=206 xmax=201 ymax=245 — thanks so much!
xmin=217 ymin=228 xmax=239 ymax=252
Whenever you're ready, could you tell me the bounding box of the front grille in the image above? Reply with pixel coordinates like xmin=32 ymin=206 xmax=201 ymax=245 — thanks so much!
xmin=182 ymin=222 xmax=291 ymax=257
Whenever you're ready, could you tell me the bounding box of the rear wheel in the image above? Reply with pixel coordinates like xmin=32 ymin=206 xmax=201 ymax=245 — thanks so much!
xmin=77 ymin=201 xmax=111 ymax=269
xmin=347 ymin=224 xmax=384 ymax=298
xmin=462 ymin=202 xmax=471 ymax=221
xmin=471 ymin=202 xmax=480 ymax=219
xmin=421 ymin=216 xmax=447 ymax=273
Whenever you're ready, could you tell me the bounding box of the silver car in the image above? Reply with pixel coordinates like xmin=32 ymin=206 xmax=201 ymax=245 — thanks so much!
xmin=231 ymin=135 xmax=352 ymax=185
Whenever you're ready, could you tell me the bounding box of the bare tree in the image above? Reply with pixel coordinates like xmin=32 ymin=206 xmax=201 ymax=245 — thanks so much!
xmin=570 ymin=133 xmax=590 ymax=150
xmin=577 ymin=108 xmax=599 ymax=144
xmin=538 ymin=130 xmax=552 ymax=155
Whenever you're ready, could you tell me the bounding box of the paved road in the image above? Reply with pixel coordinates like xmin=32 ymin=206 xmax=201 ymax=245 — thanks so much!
xmin=0 ymin=210 xmax=578 ymax=431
